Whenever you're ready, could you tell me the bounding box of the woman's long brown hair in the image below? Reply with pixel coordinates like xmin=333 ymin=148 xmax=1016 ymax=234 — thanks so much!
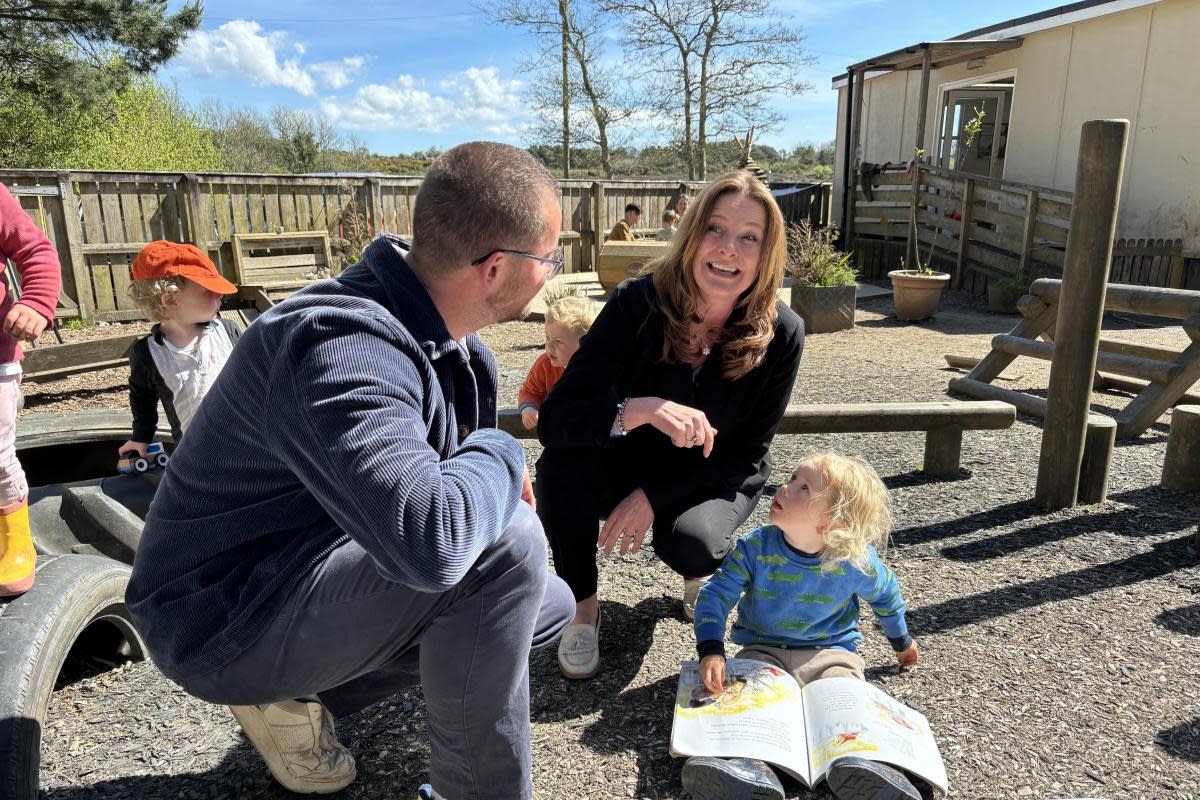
xmin=643 ymin=171 xmax=787 ymax=380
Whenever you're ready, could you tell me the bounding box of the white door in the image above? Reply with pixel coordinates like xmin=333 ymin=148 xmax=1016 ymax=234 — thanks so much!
xmin=939 ymin=89 xmax=1009 ymax=177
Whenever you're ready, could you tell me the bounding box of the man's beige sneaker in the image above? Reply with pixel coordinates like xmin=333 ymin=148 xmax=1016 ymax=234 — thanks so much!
xmin=228 ymin=698 xmax=356 ymax=794
xmin=682 ymin=576 xmax=711 ymax=622
xmin=557 ymin=617 xmax=600 ymax=679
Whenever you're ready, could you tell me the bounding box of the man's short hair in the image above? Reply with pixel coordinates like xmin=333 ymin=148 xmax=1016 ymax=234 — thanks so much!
xmin=625 ymin=203 xmax=642 ymax=215
xmin=412 ymin=142 xmax=559 ymax=274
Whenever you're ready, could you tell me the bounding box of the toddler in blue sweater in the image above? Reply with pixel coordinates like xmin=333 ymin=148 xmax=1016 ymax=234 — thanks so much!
xmin=682 ymin=452 xmax=927 ymax=800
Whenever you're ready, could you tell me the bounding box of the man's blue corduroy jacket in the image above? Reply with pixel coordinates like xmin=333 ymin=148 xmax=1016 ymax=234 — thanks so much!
xmin=126 ymin=235 xmax=526 ymax=681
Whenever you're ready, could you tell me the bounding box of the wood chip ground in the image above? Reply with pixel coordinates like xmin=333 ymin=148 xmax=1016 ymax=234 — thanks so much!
xmin=31 ymin=287 xmax=1200 ymax=800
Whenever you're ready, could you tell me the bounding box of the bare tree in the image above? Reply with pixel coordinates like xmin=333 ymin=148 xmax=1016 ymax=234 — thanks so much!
xmin=270 ymin=107 xmax=343 ymax=174
xmin=605 ymin=0 xmax=813 ymax=179
xmin=481 ymin=0 xmax=633 ymax=178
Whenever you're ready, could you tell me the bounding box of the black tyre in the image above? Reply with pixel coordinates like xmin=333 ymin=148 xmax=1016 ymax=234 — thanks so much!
xmin=0 ymin=554 xmax=146 ymax=800
xmin=134 ymin=458 xmax=149 ymax=473
xmin=155 ymin=452 xmax=170 ymax=468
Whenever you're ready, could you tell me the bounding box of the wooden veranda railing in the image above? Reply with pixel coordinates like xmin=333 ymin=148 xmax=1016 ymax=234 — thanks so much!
xmin=849 ymin=164 xmax=1194 ymax=293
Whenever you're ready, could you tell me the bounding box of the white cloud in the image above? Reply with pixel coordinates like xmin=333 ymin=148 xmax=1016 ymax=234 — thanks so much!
xmin=322 ymin=66 xmax=525 ymax=134
xmin=311 ymin=57 xmax=366 ymax=90
xmin=178 ymin=20 xmax=316 ymax=96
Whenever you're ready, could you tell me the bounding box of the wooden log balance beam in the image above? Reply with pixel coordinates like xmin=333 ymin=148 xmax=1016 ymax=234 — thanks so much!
xmin=1030 ymin=278 xmax=1200 ymax=321
xmin=498 ymin=400 xmax=1016 ymax=479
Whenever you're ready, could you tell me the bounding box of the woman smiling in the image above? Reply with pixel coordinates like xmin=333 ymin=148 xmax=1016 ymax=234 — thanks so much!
xmin=536 ymin=171 xmax=805 ymax=680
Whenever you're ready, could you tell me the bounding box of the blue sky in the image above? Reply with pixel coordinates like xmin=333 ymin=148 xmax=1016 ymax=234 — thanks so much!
xmin=162 ymin=0 xmax=1055 ymax=155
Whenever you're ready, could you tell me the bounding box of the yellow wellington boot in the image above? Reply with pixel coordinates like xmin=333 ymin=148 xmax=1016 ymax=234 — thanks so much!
xmin=0 ymin=498 xmax=34 ymax=596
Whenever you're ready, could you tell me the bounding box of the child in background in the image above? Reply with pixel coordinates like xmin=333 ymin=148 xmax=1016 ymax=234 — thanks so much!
xmin=518 ymin=295 xmax=600 ymax=430
xmin=118 ymin=241 xmax=242 ymax=459
xmin=682 ymin=452 xmax=926 ymax=800
xmin=655 ymin=209 xmax=679 ymax=241
xmin=0 ymin=182 xmax=62 ymax=596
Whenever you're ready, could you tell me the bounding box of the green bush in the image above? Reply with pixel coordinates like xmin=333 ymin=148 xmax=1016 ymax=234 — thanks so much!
xmin=785 ymin=222 xmax=857 ymax=287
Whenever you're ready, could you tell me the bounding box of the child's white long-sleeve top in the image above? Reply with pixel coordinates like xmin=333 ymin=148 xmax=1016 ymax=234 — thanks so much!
xmin=694 ymin=525 xmax=912 ymax=657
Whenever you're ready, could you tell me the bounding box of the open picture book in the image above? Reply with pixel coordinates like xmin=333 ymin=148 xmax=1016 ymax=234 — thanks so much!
xmin=670 ymin=659 xmax=949 ymax=795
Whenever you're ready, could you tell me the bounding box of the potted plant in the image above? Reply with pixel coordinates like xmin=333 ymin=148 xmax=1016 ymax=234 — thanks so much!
xmin=986 ymin=269 xmax=1030 ymax=314
xmin=785 ymin=221 xmax=858 ymax=333
xmin=889 ymin=107 xmax=986 ymax=322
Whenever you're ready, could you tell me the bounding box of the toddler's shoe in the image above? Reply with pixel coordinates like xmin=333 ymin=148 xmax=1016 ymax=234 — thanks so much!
xmin=681 ymin=756 xmax=785 ymax=800
xmin=557 ymin=616 xmax=600 ymax=679
xmin=825 ymin=756 xmax=921 ymax=800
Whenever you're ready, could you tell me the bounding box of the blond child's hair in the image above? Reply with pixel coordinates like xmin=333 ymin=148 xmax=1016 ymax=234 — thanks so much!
xmin=802 ymin=452 xmax=892 ymax=572
xmin=662 ymin=209 xmax=679 ymax=226
xmin=545 ymin=295 xmax=600 ymax=336
xmin=127 ymin=277 xmax=186 ymax=323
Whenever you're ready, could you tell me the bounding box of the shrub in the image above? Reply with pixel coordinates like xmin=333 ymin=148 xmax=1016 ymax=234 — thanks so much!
xmin=785 ymin=221 xmax=857 ymax=287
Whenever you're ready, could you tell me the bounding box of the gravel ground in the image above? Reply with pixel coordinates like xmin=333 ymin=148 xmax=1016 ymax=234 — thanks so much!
xmin=34 ymin=287 xmax=1200 ymax=800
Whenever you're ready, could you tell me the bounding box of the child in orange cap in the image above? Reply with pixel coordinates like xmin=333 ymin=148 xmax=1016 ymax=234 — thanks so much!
xmin=119 ymin=241 xmax=242 ymax=459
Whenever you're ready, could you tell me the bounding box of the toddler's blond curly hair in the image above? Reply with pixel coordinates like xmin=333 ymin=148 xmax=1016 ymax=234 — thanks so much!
xmin=802 ymin=452 xmax=893 ymax=572
xmin=545 ymin=295 xmax=600 ymax=336
xmin=127 ymin=277 xmax=186 ymax=323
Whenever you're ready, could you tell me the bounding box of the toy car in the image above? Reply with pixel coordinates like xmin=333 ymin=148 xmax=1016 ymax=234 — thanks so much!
xmin=117 ymin=442 xmax=170 ymax=474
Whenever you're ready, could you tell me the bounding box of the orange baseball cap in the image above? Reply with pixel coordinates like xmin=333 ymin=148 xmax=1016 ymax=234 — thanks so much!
xmin=131 ymin=241 xmax=238 ymax=294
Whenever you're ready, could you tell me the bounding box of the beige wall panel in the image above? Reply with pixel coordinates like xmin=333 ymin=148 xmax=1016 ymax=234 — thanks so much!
xmin=1001 ymin=28 xmax=1072 ymax=188
xmin=1054 ymin=8 xmax=1153 ymax=187
xmin=1114 ymin=0 xmax=1200 ymax=250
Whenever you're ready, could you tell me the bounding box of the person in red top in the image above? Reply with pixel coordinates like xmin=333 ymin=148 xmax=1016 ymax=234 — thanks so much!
xmin=0 ymin=182 xmax=63 ymax=596
xmin=518 ymin=295 xmax=600 ymax=430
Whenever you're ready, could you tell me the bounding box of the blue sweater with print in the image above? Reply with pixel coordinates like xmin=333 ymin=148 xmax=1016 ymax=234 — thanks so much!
xmin=694 ymin=525 xmax=911 ymax=656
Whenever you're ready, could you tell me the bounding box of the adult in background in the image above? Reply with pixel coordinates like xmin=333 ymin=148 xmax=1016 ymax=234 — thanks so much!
xmin=608 ymin=202 xmax=642 ymax=241
xmin=537 ymin=171 xmax=804 ymax=679
xmin=126 ymin=142 xmax=575 ymax=800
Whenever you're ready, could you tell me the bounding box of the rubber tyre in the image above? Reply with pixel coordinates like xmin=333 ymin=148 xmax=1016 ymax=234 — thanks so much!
xmin=134 ymin=458 xmax=149 ymax=473
xmin=0 ymin=554 xmax=146 ymax=800
xmin=155 ymin=453 xmax=170 ymax=468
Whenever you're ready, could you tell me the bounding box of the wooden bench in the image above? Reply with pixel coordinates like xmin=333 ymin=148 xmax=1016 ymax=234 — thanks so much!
xmin=232 ymin=231 xmax=335 ymax=311
xmin=497 ymin=400 xmax=1016 ymax=478
xmin=21 ymin=335 xmax=142 ymax=384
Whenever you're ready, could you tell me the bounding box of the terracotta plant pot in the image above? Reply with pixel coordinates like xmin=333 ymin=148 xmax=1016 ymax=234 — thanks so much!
xmin=790 ymin=284 xmax=856 ymax=333
xmin=887 ymin=270 xmax=950 ymax=321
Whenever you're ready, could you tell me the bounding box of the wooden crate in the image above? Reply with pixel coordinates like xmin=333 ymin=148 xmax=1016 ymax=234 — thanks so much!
xmin=231 ymin=231 xmax=334 ymax=308
xmin=596 ymin=240 xmax=670 ymax=293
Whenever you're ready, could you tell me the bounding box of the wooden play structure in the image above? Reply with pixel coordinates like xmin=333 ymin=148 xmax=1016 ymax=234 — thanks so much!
xmin=232 ymin=231 xmax=334 ymax=311
xmin=950 ymin=279 xmax=1200 ymax=439
xmin=500 ymin=400 xmax=1016 ymax=478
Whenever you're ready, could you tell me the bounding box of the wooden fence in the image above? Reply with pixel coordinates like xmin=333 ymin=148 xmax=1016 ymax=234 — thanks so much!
xmin=1 ymin=169 xmax=832 ymax=321
xmin=848 ymin=164 xmax=1198 ymax=292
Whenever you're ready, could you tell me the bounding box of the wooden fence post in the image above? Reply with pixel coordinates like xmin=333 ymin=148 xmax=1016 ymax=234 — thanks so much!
xmin=592 ymin=181 xmax=605 ymax=269
xmin=1034 ymin=119 xmax=1129 ymax=510
xmin=178 ymin=173 xmax=204 ymax=247
xmin=55 ymin=171 xmax=92 ymax=320
xmin=953 ymin=176 xmax=974 ymax=289
xmin=365 ymin=178 xmax=384 ymax=235
xmin=1018 ymin=189 xmax=1040 ymax=280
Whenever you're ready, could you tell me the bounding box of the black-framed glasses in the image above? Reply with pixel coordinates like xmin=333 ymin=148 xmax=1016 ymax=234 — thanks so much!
xmin=471 ymin=248 xmax=565 ymax=278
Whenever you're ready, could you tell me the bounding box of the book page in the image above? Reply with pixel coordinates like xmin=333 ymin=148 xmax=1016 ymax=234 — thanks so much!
xmin=802 ymin=677 xmax=948 ymax=795
xmin=669 ymin=659 xmax=811 ymax=785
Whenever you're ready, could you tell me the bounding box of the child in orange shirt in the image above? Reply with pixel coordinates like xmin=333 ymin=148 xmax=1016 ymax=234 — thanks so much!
xmin=519 ymin=295 xmax=600 ymax=430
